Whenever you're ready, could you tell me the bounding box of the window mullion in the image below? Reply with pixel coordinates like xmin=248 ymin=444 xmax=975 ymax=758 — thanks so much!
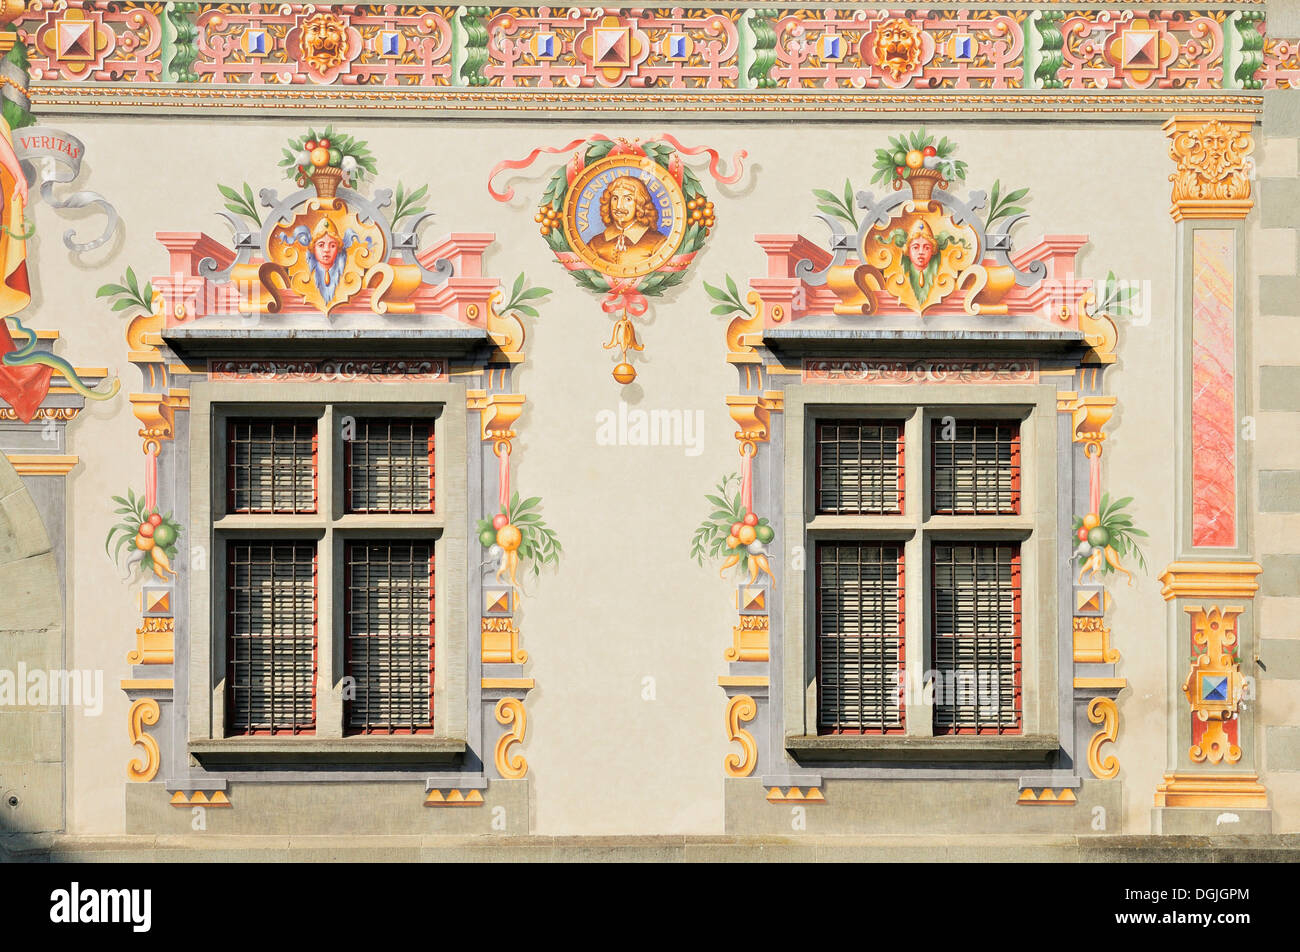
xmin=316 ymin=405 xmax=342 ymax=739
xmin=903 ymin=409 xmax=927 ymax=738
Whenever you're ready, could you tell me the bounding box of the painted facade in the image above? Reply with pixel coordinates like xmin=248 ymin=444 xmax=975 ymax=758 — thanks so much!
xmin=0 ymin=0 xmax=1297 ymax=856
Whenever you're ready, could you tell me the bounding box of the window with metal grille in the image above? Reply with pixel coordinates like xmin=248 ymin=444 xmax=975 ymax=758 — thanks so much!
xmin=345 ymin=419 xmax=435 ymax=513
xmin=817 ymin=542 xmax=905 ymax=734
xmin=227 ymin=419 xmax=317 ymax=514
xmin=226 ymin=542 xmax=317 ymax=735
xmin=816 ymin=420 xmax=904 ymax=515
xmin=931 ymin=420 xmax=1020 ymax=515
xmin=345 ymin=542 xmax=434 ymax=734
xmin=932 ymin=543 xmax=1022 ymax=735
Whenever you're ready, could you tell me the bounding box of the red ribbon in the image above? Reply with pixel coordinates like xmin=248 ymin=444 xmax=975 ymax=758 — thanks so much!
xmin=145 ymin=449 xmax=158 ymax=512
xmin=652 ymin=134 xmax=747 ymax=185
xmin=487 ymin=136 xmax=612 ymax=202
xmin=1089 ymin=452 xmax=1101 ymax=517
xmin=601 ymin=281 xmax=648 ymax=317
xmin=499 ymin=443 xmax=511 ymax=513
xmin=740 ymin=448 xmax=753 ymax=515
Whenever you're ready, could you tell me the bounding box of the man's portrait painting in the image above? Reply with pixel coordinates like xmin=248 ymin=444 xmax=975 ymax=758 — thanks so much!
xmin=562 ymin=154 xmax=687 ymax=280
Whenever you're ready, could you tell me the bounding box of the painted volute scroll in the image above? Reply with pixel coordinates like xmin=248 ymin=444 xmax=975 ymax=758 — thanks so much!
xmin=0 ymin=0 xmax=1294 ymax=854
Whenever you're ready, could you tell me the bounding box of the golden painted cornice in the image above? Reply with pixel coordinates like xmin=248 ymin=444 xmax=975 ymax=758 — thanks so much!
xmin=727 ymin=393 xmax=783 ymax=449
xmin=0 ymin=407 xmax=79 ymax=423
xmin=30 ymin=87 xmax=1266 ymax=118
xmin=130 ymin=393 xmax=175 ymax=454
xmin=1058 ymin=394 xmax=1118 ymax=455
xmin=1154 ymin=773 xmax=1267 ymax=809
xmin=466 ymin=390 xmax=526 ymax=451
xmin=5 ymin=454 xmax=78 ymax=476
xmin=1159 ymin=561 xmax=1262 ymax=600
xmin=1163 ymin=115 xmax=1255 ymax=222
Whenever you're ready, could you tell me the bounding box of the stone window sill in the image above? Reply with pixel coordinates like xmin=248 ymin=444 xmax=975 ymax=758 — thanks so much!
xmin=189 ymin=737 xmax=467 ymax=767
xmin=785 ymin=734 xmax=1059 ymax=764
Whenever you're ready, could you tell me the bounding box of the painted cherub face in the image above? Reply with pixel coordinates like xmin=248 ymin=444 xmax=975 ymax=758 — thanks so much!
xmin=313 ymin=234 xmax=341 ymax=269
xmin=907 ymin=236 xmax=935 ymax=270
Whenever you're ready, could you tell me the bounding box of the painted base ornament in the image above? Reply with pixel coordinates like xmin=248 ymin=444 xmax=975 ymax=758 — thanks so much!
xmin=490 ymin=135 xmax=745 ymax=385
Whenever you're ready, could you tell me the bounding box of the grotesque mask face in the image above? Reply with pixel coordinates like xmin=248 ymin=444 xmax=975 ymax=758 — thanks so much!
xmin=303 ymin=13 xmax=347 ymax=67
xmin=313 ymin=234 xmax=342 ymax=269
xmin=873 ymin=18 xmax=922 ymax=80
xmin=609 ymin=184 xmax=638 ymax=228
xmin=907 ymin=236 xmax=935 ymax=270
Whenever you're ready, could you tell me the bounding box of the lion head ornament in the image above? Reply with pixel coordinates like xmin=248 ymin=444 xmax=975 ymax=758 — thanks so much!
xmin=869 ymin=18 xmax=926 ymax=83
xmin=290 ymin=11 xmax=361 ymax=82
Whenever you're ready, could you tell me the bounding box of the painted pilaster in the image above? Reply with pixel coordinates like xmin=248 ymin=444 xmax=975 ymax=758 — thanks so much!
xmin=1153 ymin=115 xmax=1268 ymax=833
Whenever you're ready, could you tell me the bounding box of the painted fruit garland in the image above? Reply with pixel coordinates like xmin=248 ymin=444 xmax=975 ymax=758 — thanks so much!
xmin=477 ymin=491 xmax=561 ymax=589
xmin=1073 ymin=492 xmax=1148 ymax=585
xmin=106 ymin=487 xmax=182 ymax=581
xmin=691 ymin=473 xmax=775 ymax=583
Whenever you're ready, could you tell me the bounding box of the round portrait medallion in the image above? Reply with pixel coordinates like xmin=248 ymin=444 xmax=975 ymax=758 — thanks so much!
xmin=560 ymin=154 xmax=688 ymax=281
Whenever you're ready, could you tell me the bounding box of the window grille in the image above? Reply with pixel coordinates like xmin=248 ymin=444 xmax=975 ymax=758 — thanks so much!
xmin=931 ymin=420 xmax=1020 ymax=515
xmin=345 ymin=542 xmax=435 ymax=734
xmin=226 ymin=542 xmax=317 ymax=735
xmin=817 ymin=542 xmax=905 ymax=734
xmin=932 ymin=543 xmax=1022 ymax=734
xmin=228 ymin=419 xmax=318 ymax=514
xmin=345 ymin=419 xmax=435 ymax=514
xmin=816 ymin=421 xmax=904 ymax=515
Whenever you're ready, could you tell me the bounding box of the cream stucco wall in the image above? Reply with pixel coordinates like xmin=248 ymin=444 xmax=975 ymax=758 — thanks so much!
xmin=32 ymin=117 xmax=1182 ymax=835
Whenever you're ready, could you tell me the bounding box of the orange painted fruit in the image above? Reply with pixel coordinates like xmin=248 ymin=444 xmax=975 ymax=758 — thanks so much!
xmin=496 ymin=524 xmax=522 ymax=552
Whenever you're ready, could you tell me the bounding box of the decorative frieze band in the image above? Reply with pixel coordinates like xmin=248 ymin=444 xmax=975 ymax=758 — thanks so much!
xmin=12 ymin=3 xmax=1298 ymax=115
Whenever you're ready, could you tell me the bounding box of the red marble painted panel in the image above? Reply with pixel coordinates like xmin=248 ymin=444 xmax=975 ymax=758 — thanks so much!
xmin=1191 ymin=230 xmax=1235 ymax=548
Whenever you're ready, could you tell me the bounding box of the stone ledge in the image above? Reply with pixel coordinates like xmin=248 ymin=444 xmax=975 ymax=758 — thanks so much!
xmin=3 ymin=833 xmax=1299 ymax=864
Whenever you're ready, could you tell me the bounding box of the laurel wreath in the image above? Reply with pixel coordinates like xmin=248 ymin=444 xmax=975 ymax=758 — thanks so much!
xmin=537 ymin=139 xmax=712 ymax=298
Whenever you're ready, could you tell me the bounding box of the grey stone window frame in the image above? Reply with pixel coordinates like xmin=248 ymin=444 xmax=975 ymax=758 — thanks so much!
xmin=782 ymin=383 xmax=1061 ymax=763
xmin=186 ymin=381 xmax=468 ymax=765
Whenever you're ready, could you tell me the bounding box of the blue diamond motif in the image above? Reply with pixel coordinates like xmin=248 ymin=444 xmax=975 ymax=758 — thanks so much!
xmin=953 ymin=35 xmax=974 ymax=60
xmin=536 ymin=33 xmax=555 ymax=58
xmin=668 ymin=35 xmax=687 ymax=59
xmin=822 ymin=36 xmax=841 ymax=59
xmin=381 ymin=31 xmax=400 ymax=56
xmin=247 ymin=30 xmax=266 ymax=55
xmin=1201 ymin=675 xmax=1228 ymax=702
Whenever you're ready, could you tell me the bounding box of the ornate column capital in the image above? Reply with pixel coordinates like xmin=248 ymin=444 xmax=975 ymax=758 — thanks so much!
xmin=1158 ymin=560 xmax=1262 ymax=601
xmin=1162 ymin=115 xmax=1255 ymax=222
